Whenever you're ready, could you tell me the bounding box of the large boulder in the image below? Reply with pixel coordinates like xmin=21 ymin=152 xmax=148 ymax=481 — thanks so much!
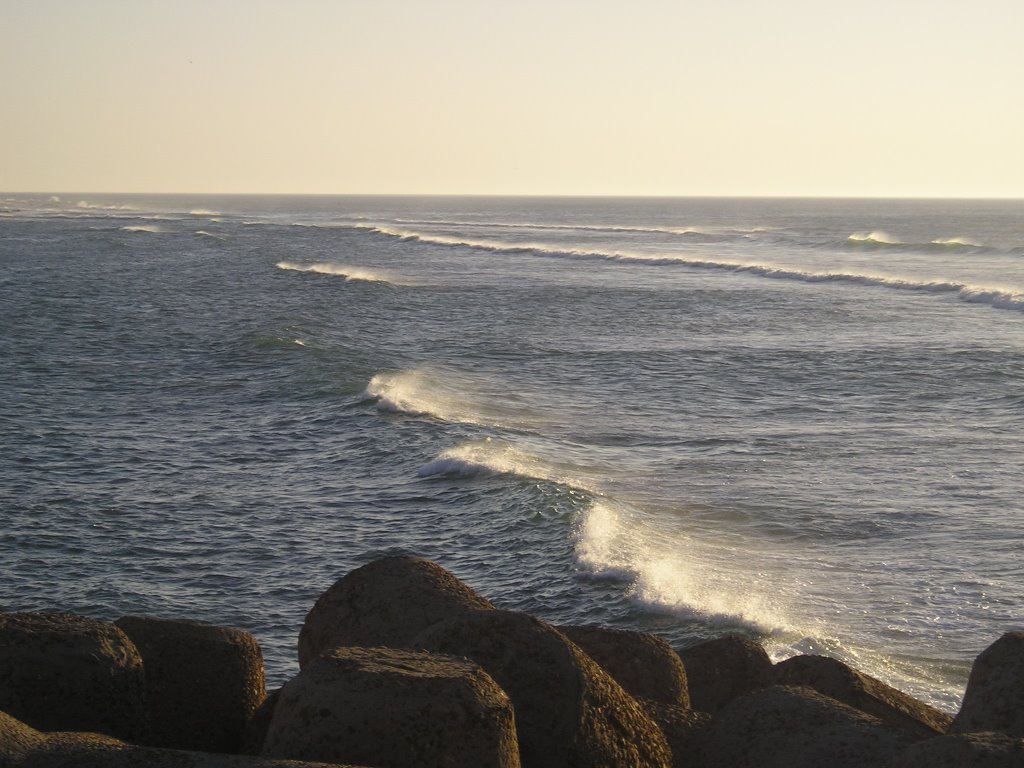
xmin=19 ymin=737 xmax=372 ymax=768
xmin=698 ymin=685 xmax=910 ymax=768
xmin=415 ymin=609 xmax=671 ymax=768
xmin=0 ymin=612 xmax=148 ymax=741
xmin=297 ymin=556 xmax=494 ymax=667
xmin=676 ymin=635 xmax=772 ymax=714
xmin=773 ymin=654 xmax=951 ymax=740
xmin=262 ymin=646 xmax=519 ymax=768
xmin=0 ymin=709 xmax=45 ymax=766
xmin=890 ymin=731 xmax=1024 ymax=767
xmin=558 ymin=624 xmax=690 ymax=706
xmin=953 ymin=631 xmax=1024 ymax=736
xmin=239 ymin=688 xmax=281 ymax=756
xmin=115 ymin=616 xmax=266 ymax=754
xmin=638 ymin=699 xmax=711 ymax=768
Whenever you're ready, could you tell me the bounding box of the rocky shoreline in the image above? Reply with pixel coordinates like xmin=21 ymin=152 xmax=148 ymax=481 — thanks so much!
xmin=1 ymin=556 xmax=1022 ymax=767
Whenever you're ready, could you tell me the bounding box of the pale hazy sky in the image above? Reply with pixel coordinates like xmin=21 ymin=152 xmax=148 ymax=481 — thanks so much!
xmin=2 ymin=1 xmax=1022 ymax=197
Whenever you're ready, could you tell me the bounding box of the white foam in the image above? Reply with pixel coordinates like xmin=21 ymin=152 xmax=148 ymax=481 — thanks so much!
xmin=932 ymin=237 xmax=983 ymax=248
xmin=275 ymin=261 xmax=407 ymax=285
xmin=194 ymin=230 xmax=224 ymax=240
xmin=189 ymin=209 xmax=221 ymax=216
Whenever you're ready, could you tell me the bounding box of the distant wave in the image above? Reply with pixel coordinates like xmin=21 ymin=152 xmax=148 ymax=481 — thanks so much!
xmin=194 ymin=230 xmax=225 ymax=240
xmin=77 ymin=201 xmax=138 ymax=211
xmin=848 ymin=231 xmax=988 ymax=251
xmin=360 ymin=226 xmax=1024 ymax=313
xmin=120 ymin=225 xmax=165 ymax=234
xmin=417 ymin=439 xmax=595 ymax=490
xmin=275 ymin=261 xmax=407 ymax=285
xmin=189 ymin=209 xmax=221 ymax=216
xmin=390 ymin=217 xmax=751 ymax=241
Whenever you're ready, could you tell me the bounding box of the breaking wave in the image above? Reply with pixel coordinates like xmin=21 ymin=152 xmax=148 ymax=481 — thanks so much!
xmin=189 ymin=209 xmax=221 ymax=216
xmin=848 ymin=232 xmax=988 ymax=251
xmin=120 ymin=225 xmax=165 ymax=234
xmin=417 ymin=439 xmax=595 ymax=490
xmin=390 ymin=218 xmax=751 ymax=240
xmin=275 ymin=261 xmax=407 ymax=285
xmin=359 ymin=226 xmax=1024 ymax=312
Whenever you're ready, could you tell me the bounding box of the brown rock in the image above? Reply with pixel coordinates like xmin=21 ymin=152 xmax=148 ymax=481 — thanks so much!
xmin=890 ymin=731 xmax=1024 ymax=767
xmin=262 ymin=646 xmax=519 ymax=768
xmin=0 ymin=612 xmax=148 ymax=741
xmin=115 ymin=616 xmax=266 ymax=754
xmin=676 ymin=635 xmax=772 ymax=714
xmin=297 ymin=556 xmax=494 ymax=667
xmin=953 ymin=631 xmax=1024 ymax=736
xmin=558 ymin=624 xmax=690 ymax=706
xmin=773 ymin=654 xmax=951 ymax=740
xmin=239 ymin=688 xmax=280 ymax=756
xmin=19 ymin=737 xmax=371 ymax=767
xmin=699 ymin=685 xmax=910 ymax=768
xmin=639 ymin=699 xmax=711 ymax=768
xmin=415 ymin=609 xmax=671 ymax=768
xmin=0 ymin=709 xmax=45 ymax=766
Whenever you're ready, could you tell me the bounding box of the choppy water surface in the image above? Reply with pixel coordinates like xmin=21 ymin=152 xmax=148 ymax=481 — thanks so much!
xmin=2 ymin=194 xmax=1022 ymax=711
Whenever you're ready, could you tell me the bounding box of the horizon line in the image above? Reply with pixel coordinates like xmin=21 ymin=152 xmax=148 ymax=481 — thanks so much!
xmin=4 ymin=190 xmax=1024 ymax=202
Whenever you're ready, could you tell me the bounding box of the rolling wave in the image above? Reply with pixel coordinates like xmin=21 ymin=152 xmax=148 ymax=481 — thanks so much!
xmin=275 ymin=261 xmax=407 ymax=285
xmin=360 ymin=226 xmax=1024 ymax=312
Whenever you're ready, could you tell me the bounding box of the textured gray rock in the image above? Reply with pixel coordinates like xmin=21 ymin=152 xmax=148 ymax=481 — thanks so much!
xmin=415 ymin=609 xmax=671 ymax=768
xmin=773 ymin=654 xmax=951 ymax=740
xmin=297 ymin=556 xmax=494 ymax=667
xmin=699 ymin=685 xmax=910 ymax=768
xmin=890 ymin=731 xmax=1024 ymax=767
xmin=262 ymin=646 xmax=519 ymax=768
xmin=558 ymin=624 xmax=690 ymax=706
xmin=639 ymin=699 xmax=711 ymax=768
xmin=0 ymin=612 xmax=148 ymax=742
xmin=115 ymin=616 xmax=266 ymax=753
xmin=676 ymin=635 xmax=772 ymax=714
xmin=0 ymin=709 xmax=45 ymax=766
xmin=953 ymin=631 xmax=1024 ymax=736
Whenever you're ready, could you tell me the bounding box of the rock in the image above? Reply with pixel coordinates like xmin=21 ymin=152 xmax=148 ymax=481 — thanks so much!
xmin=0 ymin=612 xmax=148 ymax=741
xmin=415 ymin=609 xmax=672 ymax=768
xmin=19 ymin=737 xmax=371 ymax=767
xmin=676 ymin=635 xmax=772 ymax=714
xmin=953 ymin=631 xmax=1024 ymax=736
xmin=639 ymin=699 xmax=711 ymax=768
xmin=262 ymin=646 xmax=519 ymax=768
xmin=115 ymin=616 xmax=266 ymax=753
xmin=699 ymin=685 xmax=910 ymax=768
xmin=773 ymin=654 xmax=951 ymax=740
xmin=239 ymin=688 xmax=280 ymax=756
xmin=890 ymin=731 xmax=1024 ymax=767
xmin=297 ymin=556 xmax=494 ymax=667
xmin=0 ymin=709 xmax=45 ymax=766
xmin=558 ymin=624 xmax=690 ymax=706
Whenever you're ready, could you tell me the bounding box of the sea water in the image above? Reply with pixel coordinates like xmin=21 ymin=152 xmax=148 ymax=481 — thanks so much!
xmin=2 ymin=194 xmax=1022 ymax=712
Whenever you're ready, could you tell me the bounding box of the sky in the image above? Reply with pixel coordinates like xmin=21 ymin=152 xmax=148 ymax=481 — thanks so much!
xmin=2 ymin=0 xmax=1022 ymax=197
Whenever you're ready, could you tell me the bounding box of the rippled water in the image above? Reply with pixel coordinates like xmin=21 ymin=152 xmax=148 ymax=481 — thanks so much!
xmin=2 ymin=194 xmax=1022 ymax=711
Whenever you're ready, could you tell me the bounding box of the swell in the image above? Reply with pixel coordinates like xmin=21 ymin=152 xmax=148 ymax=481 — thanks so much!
xmin=360 ymin=226 xmax=1024 ymax=313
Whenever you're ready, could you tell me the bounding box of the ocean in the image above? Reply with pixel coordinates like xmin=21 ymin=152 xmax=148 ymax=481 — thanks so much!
xmin=2 ymin=194 xmax=1022 ymax=712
